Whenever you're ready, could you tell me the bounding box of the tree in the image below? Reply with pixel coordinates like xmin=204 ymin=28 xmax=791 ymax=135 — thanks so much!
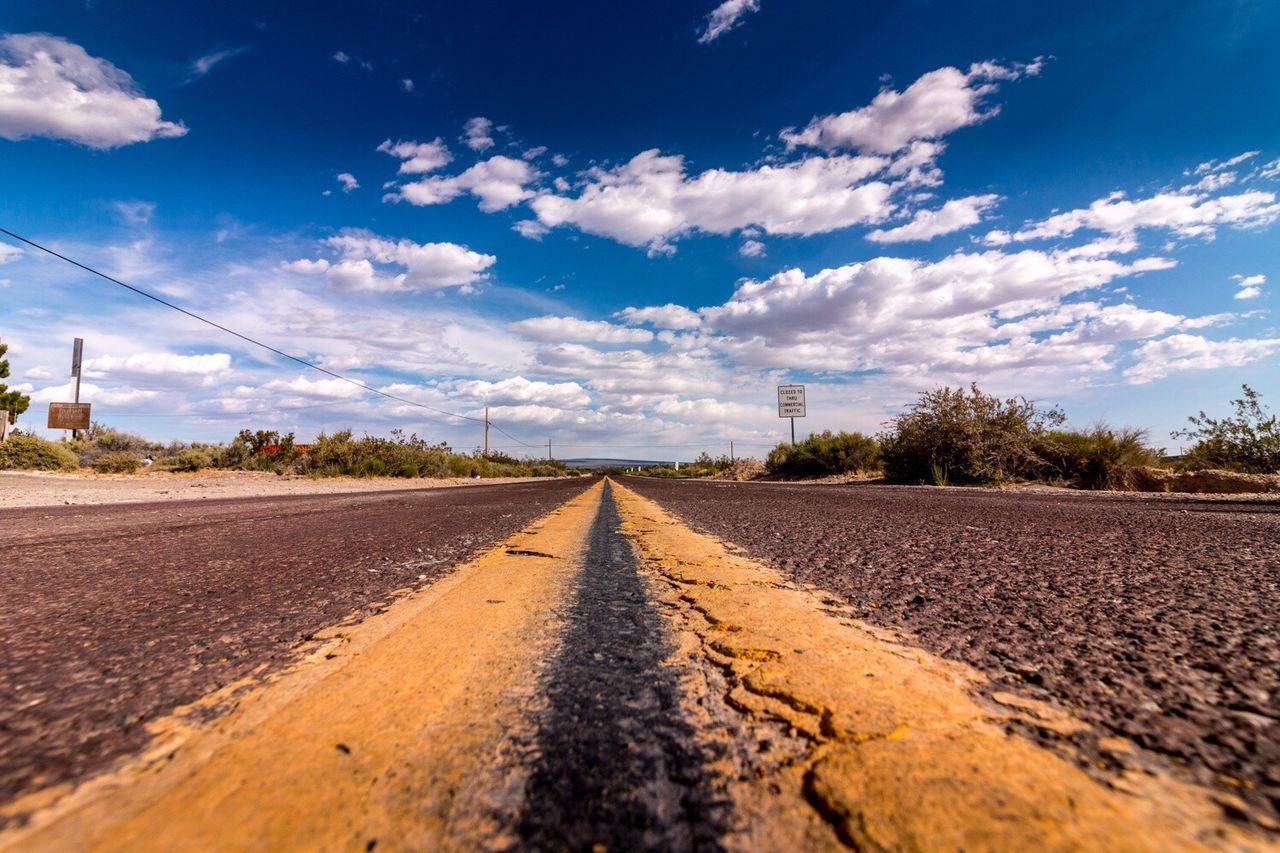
xmin=879 ymin=383 xmax=1065 ymax=484
xmin=0 ymin=341 xmax=31 ymax=425
xmin=1173 ymin=385 xmax=1280 ymax=474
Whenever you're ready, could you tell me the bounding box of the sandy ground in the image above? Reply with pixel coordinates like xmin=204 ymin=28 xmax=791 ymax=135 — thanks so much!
xmin=0 ymin=470 xmax=551 ymax=509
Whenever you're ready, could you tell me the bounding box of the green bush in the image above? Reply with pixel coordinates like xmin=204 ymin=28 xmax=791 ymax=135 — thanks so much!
xmin=156 ymin=448 xmax=213 ymax=472
xmin=92 ymin=451 xmax=142 ymax=474
xmin=880 ymin=383 xmax=1065 ymax=485
xmin=0 ymin=433 xmax=79 ymax=470
xmin=1173 ymin=385 xmax=1280 ymax=474
xmin=1035 ymin=425 xmax=1161 ymax=490
xmin=766 ymin=431 xmax=880 ymax=478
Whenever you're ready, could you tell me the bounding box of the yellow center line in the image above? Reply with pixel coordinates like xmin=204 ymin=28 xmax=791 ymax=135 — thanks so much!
xmin=2 ymin=481 xmax=605 ymax=853
xmin=610 ymin=479 xmax=1273 ymax=851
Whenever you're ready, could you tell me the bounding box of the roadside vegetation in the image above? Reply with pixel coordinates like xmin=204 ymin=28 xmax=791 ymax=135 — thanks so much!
xmin=0 ymin=423 xmax=568 ymax=479
xmin=2 ymin=385 xmax=1277 ymax=491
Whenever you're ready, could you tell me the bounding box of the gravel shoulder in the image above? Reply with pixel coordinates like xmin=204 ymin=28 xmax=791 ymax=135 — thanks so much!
xmin=0 ymin=470 xmax=554 ymax=509
xmin=620 ymin=476 xmax=1280 ymax=825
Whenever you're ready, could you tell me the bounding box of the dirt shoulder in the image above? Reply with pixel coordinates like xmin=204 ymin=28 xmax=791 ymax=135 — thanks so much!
xmin=0 ymin=469 xmax=558 ymax=509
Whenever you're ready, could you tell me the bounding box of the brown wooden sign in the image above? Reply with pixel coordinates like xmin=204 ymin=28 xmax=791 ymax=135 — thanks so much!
xmin=48 ymin=402 xmax=91 ymax=431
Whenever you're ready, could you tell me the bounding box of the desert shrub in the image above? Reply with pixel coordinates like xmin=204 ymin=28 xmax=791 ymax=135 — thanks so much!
xmin=92 ymin=451 xmax=142 ymax=474
xmin=880 ymin=384 xmax=1065 ymax=485
xmin=0 ymin=433 xmax=79 ymax=470
xmin=72 ymin=428 xmax=161 ymax=467
xmin=156 ymin=448 xmax=213 ymax=472
xmin=1035 ymin=425 xmax=1161 ymax=490
xmin=1173 ymin=385 xmax=1280 ymax=474
xmin=766 ymin=431 xmax=880 ymax=478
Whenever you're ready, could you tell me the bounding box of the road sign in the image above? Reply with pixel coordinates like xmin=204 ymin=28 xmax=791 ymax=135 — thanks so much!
xmin=48 ymin=402 xmax=91 ymax=431
xmin=777 ymin=384 xmax=806 ymax=418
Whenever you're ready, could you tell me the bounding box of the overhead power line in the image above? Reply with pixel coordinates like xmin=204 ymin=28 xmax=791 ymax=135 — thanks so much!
xmin=0 ymin=227 xmax=540 ymax=447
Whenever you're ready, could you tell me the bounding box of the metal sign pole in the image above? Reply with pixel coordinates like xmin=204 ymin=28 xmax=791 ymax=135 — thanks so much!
xmin=791 ymin=417 xmax=795 ymax=445
xmin=71 ymin=338 xmax=83 ymax=440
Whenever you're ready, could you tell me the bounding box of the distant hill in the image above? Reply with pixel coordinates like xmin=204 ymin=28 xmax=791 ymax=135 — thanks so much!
xmin=559 ymin=457 xmax=681 ymax=470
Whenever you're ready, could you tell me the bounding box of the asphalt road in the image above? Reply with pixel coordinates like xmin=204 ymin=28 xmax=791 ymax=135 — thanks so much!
xmin=621 ymin=477 xmax=1280 ymax=823
xmin=0 ymin=477 xmax=593 ymax=814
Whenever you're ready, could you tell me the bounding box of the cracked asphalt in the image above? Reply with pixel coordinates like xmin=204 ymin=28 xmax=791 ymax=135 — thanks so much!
xmin=620 ymin=477 xmax=1280 ymax=823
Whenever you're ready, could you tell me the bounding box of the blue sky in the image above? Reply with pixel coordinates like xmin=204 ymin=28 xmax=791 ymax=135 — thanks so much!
xmin=1 ymin=0 xmax=1278 ymax=458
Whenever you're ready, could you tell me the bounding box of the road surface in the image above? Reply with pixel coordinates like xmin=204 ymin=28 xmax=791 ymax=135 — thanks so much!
xmin=1 ymin=477 xmax=1274 ymax=849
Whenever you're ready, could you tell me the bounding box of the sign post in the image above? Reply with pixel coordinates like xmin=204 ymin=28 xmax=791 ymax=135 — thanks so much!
xmin=777 ymin=384 xmax=806 ymax=444
xmin=71 ymin=338 xmax=84 ymax=439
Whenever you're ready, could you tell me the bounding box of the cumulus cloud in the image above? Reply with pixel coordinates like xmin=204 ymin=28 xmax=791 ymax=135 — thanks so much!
xmin=463 ymin=116 xmax=494 ymax=151
xmin=739 ymin=239 xmax=766 ymax=257
xmin=392 ymin=155 xmax=537 ymax=212
xmin=867 ymin=193 xmax=999 ymax=242
xmin=336 ymin=172 xmax=359 ymax=192
xmin=261 ymin=375 xmax=365 ymax=399
xmin=998 ymin=189 xmax=1280 ymax=242
xmin=1233 ymin=273 xmax=1265 ymax=300
xmin=284 ymin=229 xmax=496 ymax=292
xmin=510 ymin=316 xmax=654 ymax=344
xmin=530 ymin=149 xmax=892 ymax=252
xmin=447 ymin=376 xmax=591 ymax=408
xmin=697 ymin=0 xmax=760 ymax=43
xmin=0 ymin=243 xmax=22 ymax=264
xmin=0 ymin=33 xmax=187 ymax=148
xmin=1125 ymin=334 xmax=1280 ymax=383
xmin=83 ymin=352 xmax=232 ymax=385
xmin=377 ymin=137 xmax=453 ymax=174
xmin=617 ymin=303 xmax=703 ymax=330
xmin=780 ymin=59 xmax=1041 ymax=154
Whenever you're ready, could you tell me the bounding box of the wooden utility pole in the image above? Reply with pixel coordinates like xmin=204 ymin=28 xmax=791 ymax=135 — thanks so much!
xmin=483 ymin=407 xmax=489 ymax=456
xmin=730 ymin=440 xmax=735 ymax=462
xmin=546 ymin=438 xmax=551 ymax=462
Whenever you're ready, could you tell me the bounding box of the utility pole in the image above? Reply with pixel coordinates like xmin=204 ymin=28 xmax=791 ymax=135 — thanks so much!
xmin=71 ymin=338 xmax=83 ymax=440
xmin=730 ymin=440 xmax=735 ymax=462
xmin=546 ymin=438 xmax=552 ymax=462
xmin=483 ymin=407 xmax=489 ymax=456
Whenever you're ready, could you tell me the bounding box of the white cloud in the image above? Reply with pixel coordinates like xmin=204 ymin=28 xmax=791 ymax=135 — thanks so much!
xmin=1002 ymin=189 xmax=1280 ymax=242
xmin=377 ymin=137 xmax=453 ymax=174
xmin=510 ymin=316 xmax=655 ymax=344
xmin=285 ymin=230 xmax=497 ymax=292
xmin=523 ymin=145 xmax=547 ymax=160
xmin=0 ymin=33 xmax=187 ymax=148
xmin=1125 ymin=334 xmax=1280 ymax=383
xmin=261 ymin=375 xmax=365 ymax=399
xmin=332 ymin=50 xmax=350 ymax=64
xmin=780 ymin=60 xmax=1041 ymax=154
xmin=530 ymin=149 xmax=892 ymax=252
xmin=513 ymin=219 xmax=550 ymax=240
xmin=112 ymin=200 xmax=155 ymax=225
xmin=400 ymin=78 xmax=414 ymax=93
xmin=447 ymin=377 xmax=591 ymax=408
xmin=617 ymin=303 xmax=703 ymax=330
xmin=867 ymin=193 xmax=999 ymax=242
xmin=0 ymin=243 xmax=22 ymax=264
xmin=1191 ymin=150 xmax=1259 ymax=175
xmin=83 ymin=351 xmax=232 ymax=385
xmin=188 ymin=47 xmax=246 ymax=80
xmin=697 ymin=0 xmax=761 ymax=44
xmin=336 ymin=172 xmax=359 ymax=192
xmin=463 ymin=116 xmax=494 ymax=151
xmin=1233 ymin=273 xmax=1265 ymax=300
xmin=739 ymin=239 xmax=766 ymax=257
xmin=392 ymin=155 xmax=538 ymax=212
xmin=30 ymin=381 xmax=158 ymax=406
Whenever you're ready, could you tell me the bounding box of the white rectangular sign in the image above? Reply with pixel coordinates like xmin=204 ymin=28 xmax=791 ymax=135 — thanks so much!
xmin=777 ymin=384 xmax=806 ymax=418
